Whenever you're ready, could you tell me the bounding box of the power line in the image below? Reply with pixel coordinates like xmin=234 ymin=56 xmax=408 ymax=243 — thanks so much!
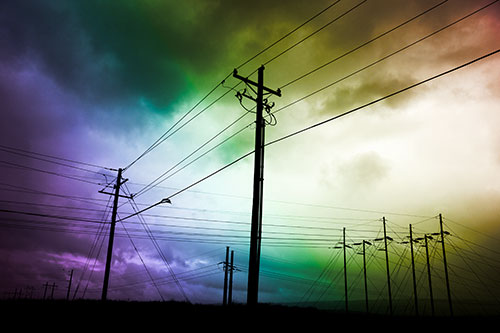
xmin=273 ymin=0 xmax=499 ymax=114
xmin=124 ymin=49 xmax=499 ymax=220
xmin=0 ymin=144 xmax=115 ymax=171
xmin=235 ymin=0 xmax=342 ymax=70
xmin=0 ymin=160 xmax=102 ymax=185
xmin=279 ymin=0 xmax=449 ymax=89
xmin=262 ymin=0 xmax=368 ymax=67
xmin=266 ymin=48 xmax=500 ymax=147
xmin=132 ymin=110 xmax=252 ymax=199
xmin=123 ymin=0 xmax=350 ymax=172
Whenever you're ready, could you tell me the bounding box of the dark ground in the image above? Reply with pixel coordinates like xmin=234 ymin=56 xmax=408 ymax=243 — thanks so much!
xmin=0 ymin=299 xmax=495 ymax=329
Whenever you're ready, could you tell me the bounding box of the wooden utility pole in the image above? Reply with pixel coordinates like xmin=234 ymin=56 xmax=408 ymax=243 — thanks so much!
xmin=409 ymin=225 xmax=419 ymax=316
xmin=223 ymin=246 xmax=230 ymax=306
xmin=228 ymin=250 xmax=234 ymax=305
xmin=382 ymin=217 xmax=393 ymax=315
xmin=362 ymin=240 xmax=371 ymax=314
xmin=233 ymin=66 xmax=281 ymax=305
xmin=66 ymin=269 xmax=73 ymax=301
xmin=439 ymin=214 xmax=453 ymax=316
xmin=343 ymin=227 xmax=348 ymax=313
xmin=424 ymin=234 xmax=435 ymax=316
xmin=101 ymin=168 xmax=130 ymax=301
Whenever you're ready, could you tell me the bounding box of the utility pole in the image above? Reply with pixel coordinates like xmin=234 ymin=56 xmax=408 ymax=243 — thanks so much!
xmin=100 ymin=168 xmax=130 ymax=301
xmin=50 ymin=282 xmax=57 ymax=299
xmin=424 ymin=234 xmax=435 ymax=316
xmin=409 ymin=225 xmax=419 ymax=316
xmin=343 ymin=227 xmax=348 ymax=313
xmin=439 ymin=214 xmax=453 ymax=316
xmin=223 ymin=246 xmax=230 ymax=306
xmin=382 ymin=217 xmax=393 ymax=315
xmin=66 ymin=269 xmax=73 ymax=301
xmin=228 ymin=250 xmax=234 ymax=305
xmin=233 ymin=66 xmax=281 ymax=305
xmin=43 ymin=282 xmax=49 ymax=300
xmin=362 ymin=240 xmax=371 ymax=314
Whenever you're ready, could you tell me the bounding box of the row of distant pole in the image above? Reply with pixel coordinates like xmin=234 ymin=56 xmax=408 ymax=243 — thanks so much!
xmin=6 ymin=269 xmax=74 ymax=301
xmin=337 ymin=214 xmax=452 ymax=316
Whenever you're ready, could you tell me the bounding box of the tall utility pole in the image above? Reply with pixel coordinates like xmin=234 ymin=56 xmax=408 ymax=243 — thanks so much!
xmin=382 ymin=217 xmax=393 ymax=315
xmin=343 ymin=227 xmax=348 ymax=313
xmin=233 ymin=66 xmax=281 ymax=305
xmin=439 ymin=213 xmax=453 ymax=316
xmin=223 ymin=246 xmax=230 ymax=306
xmin=100 ymin=168 xmax=130 ymax=301
xmin=424 ymin=234 xmax=435 ymax=316
xmin=409 ymin=225 xmax=419 ymax=316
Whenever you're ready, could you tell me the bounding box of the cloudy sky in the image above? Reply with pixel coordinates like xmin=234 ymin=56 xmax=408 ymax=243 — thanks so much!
xmin=1 ymin=0 xmax=499 ymax=313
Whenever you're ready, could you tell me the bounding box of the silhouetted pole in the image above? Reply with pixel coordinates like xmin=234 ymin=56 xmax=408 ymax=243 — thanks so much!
xmin=439 ymin=214 xmax=453 ymax=316
xmin=50 ymin=282 xmax=57 ymax=299
xmin=409 ymin=224 xmax=419 ymax=316
xmin=228 ymin=250 xmax=234 ymax=305
xmin=66 ymin=269 xmax=73 ymax=301
xmin=43 ymin=282 xmax=49 ymax=300
xmin=223 ymin=246 xmax=229 ymax=306
xmin=383 ymin=217 xmax=393 ymax=315
xmin=102 ymin=168 xmax=124 ymax=301
xmin=362 ymin=240 xmax=370 ymax=314
xmin=233 ymin=66 xmax=281 ymax=305
xmin=424 ymin=234 xmax=435 ymax=316
xmin=343 ymin=227 xmax=348 ymax=313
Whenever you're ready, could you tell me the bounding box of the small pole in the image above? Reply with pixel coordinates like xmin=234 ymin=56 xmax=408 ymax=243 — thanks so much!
xmin=409 ymin=225 xmax=419 ymax=316
xmin=343 ymin=227 xmax=348 ymax=313
xmin=43 ymin=282 xmax=49 ymax=300
xmin=439 ymin=214 xmax=453 ymax=316
xmin=383 ymin=217 xmax=393 ymax=315
xmin=425 ymin=234 xmax=435 ymax=316
xmin=223 ymin=246 xmax=229 ymax=306
xmin=228 ymin=250 xmax=234 ymax=305
xmin=363 ymin=240 xmax=369 ymax=314
xmin=66 ymin=269 xmax=73 ymax=301
xmin=50 ymin=282 xmax=57 ymax=299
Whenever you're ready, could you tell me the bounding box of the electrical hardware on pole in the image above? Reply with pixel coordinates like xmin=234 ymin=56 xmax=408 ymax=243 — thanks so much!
xmin=232 ymin=66 xmax=281 ymax=305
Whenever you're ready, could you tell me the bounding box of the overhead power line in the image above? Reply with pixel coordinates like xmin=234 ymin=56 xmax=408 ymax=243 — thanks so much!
xmin=140 ymin=0 xmax=490 ymax=192
xmin=122 ymin=0 xmax=348 ymax=172
xmin=267 ymin=48 xmax=500 ymax=147
xmin=274 ymin=0 xmax=499 ymax=113
xmin=117 ymin=49 xmax=500 ymax=222
xmin=0 ymin=144 xmax=114 ymax=171
xmin=279 ymin=0 xmax=449 ymax=89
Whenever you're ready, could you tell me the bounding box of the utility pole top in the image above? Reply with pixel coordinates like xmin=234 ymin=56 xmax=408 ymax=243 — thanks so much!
xmin=233 ymin=67 xmax=282 ymax=97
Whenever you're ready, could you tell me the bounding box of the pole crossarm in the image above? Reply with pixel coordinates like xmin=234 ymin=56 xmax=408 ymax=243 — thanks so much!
xmin=233 ymin=68 xmax=282 ymax=97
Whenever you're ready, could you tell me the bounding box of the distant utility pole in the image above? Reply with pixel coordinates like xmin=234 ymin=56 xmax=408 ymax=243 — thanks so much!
xmin=424 ymin=234 xmax=435 ymax=316
xmin=343 ymin=227 xmax=348 ymax=313
xmin=382 ymin=217 xmax=393 ymax=316
xmin=409 ymin=224 xmax=419 ymax=316
xmin=66 ymin=269 xmax=73 ymax=301
xmin=233 ymin=66 xmax=281 ymax=305
xmin=223 ymin=246 xmax=230 ymax=306
xmin=228 ymin=250 xmax=234 ymax=305
xmin=362 ymin=240 xmax=371 ymax=314
xmin=100 ymin=168 xmax=131 ymax=301
xmin=43 ymin=282 xmax=49 ymax=300
xmin=439 ymin=214 xmax=453 ymax=316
